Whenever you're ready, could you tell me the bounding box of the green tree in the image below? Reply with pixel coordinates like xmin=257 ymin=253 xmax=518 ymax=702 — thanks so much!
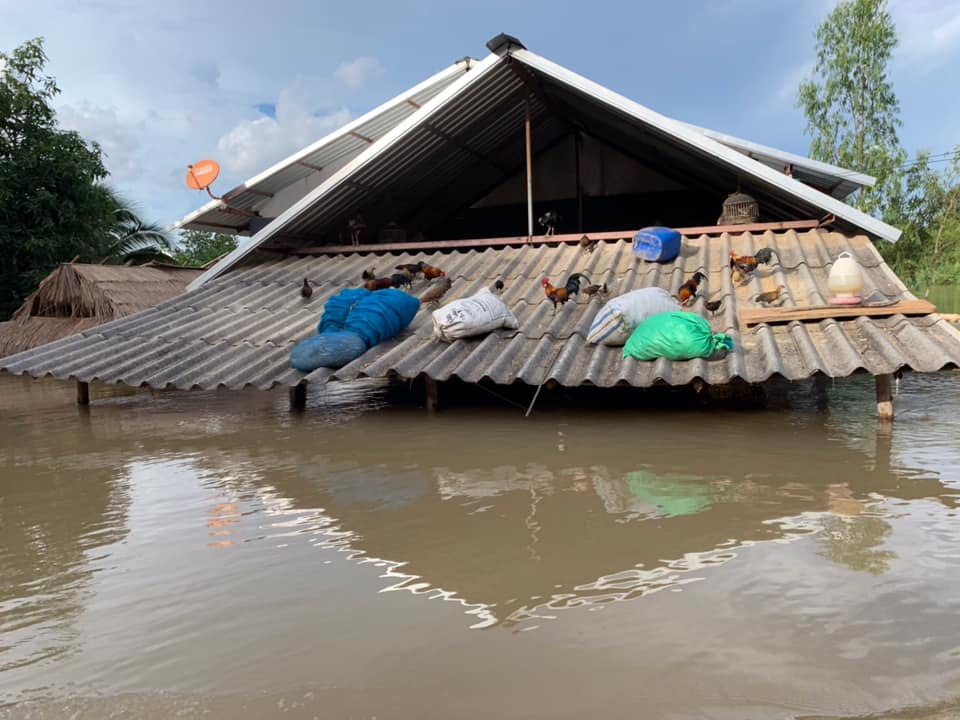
xmin=881 ymin=149 xmax=960 ymax=289
xmin=93 ymin=185 xmax=175 ymax=265
xmin=0 ymin=37 xmax=112 ymax=319
xmin=174 ymin=229 xmax=238 ymax=266
xmin=798 ymin=0 xmax=906 ymax=216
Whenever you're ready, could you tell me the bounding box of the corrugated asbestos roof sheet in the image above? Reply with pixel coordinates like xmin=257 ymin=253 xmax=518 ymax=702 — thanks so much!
xmin=173 ymin=59 xmax=473 ymax=235
xmin=3 ymin=230 xmax=959 ymax=392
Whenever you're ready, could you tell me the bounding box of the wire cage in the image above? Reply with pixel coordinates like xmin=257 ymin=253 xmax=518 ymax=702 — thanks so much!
xmin=718 ymin=192 xmax=760 ymax=225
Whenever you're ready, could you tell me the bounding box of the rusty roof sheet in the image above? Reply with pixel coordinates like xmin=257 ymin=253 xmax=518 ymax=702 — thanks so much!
xmin=2 ymin=229 xmax=959 ymax=391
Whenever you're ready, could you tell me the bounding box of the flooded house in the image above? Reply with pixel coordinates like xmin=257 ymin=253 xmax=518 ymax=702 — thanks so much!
xmin=3 ymin=34 xmax=959 ymax=417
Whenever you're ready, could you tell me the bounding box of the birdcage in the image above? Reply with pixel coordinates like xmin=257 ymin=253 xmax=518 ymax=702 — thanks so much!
xmin=718 ymin=192 xmax=759 ymax=225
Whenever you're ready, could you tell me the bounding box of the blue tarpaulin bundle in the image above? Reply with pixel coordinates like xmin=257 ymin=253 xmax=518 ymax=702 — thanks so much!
xmin=290 ymin=288 xmax=420 ymax=372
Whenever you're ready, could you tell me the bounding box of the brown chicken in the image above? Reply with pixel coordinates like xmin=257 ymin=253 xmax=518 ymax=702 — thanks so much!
xmin=300 ymin=278 xmax=313 ymax=299
xmin=677 ymin=272 xmax=706 ymax=306
xmin=583 ymin=282 xmax=608 ymax=299
xmin=363 ymin=277 xmax=394 ymax=291
xmin=542 ymin=273 xmax=589 ymax=312
xmin=579 ymin=234 xmax=599 ymax=253
xmin=754 ymin=285 xmax=787 ymax=305
xmin=422 ymin=264 xmax=445 ymax=280
xmin=420 ymin=277 xmax=452 ymax=305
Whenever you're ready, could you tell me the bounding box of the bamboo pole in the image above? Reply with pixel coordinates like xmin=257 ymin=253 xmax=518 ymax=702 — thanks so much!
xmin=424 ymin=377 xmax=439 ymax=413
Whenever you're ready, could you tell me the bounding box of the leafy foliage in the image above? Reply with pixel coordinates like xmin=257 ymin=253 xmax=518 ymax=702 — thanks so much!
xmin=0 ymin=38 xmax=111 ymax=319
xmin=174 ymin=229 xmax=237 ymax=267
xmin=0 ymin=38 xmax=175 ymax=320
xmin=797 ymin=0 xmax=905 ymax=215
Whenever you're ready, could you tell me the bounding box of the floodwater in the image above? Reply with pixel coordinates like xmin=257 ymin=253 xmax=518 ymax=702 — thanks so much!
xmin=2 ymin=373 xmax=960 ymax=720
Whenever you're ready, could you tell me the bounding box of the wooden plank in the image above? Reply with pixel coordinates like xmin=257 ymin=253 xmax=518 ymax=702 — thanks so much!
xmin=740 ymin=300 xmax=937 ymax=326
xmin=290 ymin=219 xmax=822 ymax=256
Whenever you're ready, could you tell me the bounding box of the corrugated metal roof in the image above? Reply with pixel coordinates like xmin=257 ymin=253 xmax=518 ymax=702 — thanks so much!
xmin=2 ymin=230 xmax=958 ymax=393
xmin=675 ymin=121 xmax=875 ymax=200
xmin=172 ymin=59 xmax=474 ymax=235
xmin=190 ymin=45 xmax=901 ymax=291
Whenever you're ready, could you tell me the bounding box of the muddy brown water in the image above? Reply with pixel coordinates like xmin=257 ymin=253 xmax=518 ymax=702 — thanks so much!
xmin=2 ymin=372 xmax=960 ymax=720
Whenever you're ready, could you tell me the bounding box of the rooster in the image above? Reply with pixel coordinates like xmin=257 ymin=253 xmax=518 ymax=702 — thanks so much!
xmin=421 ymin=264 xmax=445 ymax=280
xmin=347 ymin=215 xmax=366 ymax=246
xmin=677 ymin=272 xmax=706 ymax=306
xmin=300 ymin=278 xmax=313 ymax=299
xmin=542 ymin=272 xmax=590 ymax=312
xmin=395 ymin=262 xmax=424 ymax=277
xmin=538 ymin=210 xmax=561 ymax=236
xmin=730 ymin=248 xmax=778 ymax=283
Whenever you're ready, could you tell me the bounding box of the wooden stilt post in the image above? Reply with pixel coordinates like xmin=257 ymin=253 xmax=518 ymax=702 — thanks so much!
xmin=76 ymin=381 xmax=89 ymax=406
xmin=425 ymin=377 xmax=439 ymax=413
xmin=814 ymin=373 xmax=830 ymax=413
xmin=525 ymin=94 xmax=534 ymax=241
xmin=289 ymin=382 xmax=307 ymax=411
xmin=876 ymin=373 xmax=894 ymax=422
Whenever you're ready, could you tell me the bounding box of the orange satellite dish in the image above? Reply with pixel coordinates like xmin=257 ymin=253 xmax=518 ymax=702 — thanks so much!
xmin=186 ymin=159 xmax=220 ymax=190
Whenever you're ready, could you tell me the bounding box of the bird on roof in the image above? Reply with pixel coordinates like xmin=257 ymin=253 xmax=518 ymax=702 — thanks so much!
xmin=705 ymin=299 xmax=722 ymax=315
xmin=300 ymin=278 xmax=313 ymax=299
xmin=753 ymin=285 xmax=787 ymax=306
xmin=538 ymin=211 xmax=561 ymax=236
xmin=491 ymin=279 xmax=505 ymax=294
xmin=347 ymin=214 xmax=366 ymax=246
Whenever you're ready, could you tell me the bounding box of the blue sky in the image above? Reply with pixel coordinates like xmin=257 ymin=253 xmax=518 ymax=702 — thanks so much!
xmin=2 ymin=0 xmax=958 ymax=230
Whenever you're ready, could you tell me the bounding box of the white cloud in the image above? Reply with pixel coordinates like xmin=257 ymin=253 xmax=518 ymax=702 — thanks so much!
xmin=335 ymin=56 xmax=385 ymax=90
xmin=891 ymin=0 xmax=960 ymax=67
xmin=775 ymin=61 xmax=814 ymax=107
xmin=216 ymin=84 xmax=352 ymax=177
xmin=57 ymin=102 xmax=142 ymax=181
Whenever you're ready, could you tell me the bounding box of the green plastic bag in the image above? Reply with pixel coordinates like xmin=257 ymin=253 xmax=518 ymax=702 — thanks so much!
xmin=622 ymin=311 xmax=734 ymax=361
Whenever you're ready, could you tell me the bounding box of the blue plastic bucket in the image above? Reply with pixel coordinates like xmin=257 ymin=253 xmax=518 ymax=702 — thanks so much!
xmin=632 ymin=226 xmax=682 ymax=263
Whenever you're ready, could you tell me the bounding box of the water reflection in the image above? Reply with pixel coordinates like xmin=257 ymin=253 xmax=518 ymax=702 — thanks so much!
xmin=3 ymin=373 xmax=960 ymax=718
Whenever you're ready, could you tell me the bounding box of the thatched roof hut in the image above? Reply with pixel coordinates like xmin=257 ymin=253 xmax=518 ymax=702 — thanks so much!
xmin=0 ymin=263 xmax=201 ymax=358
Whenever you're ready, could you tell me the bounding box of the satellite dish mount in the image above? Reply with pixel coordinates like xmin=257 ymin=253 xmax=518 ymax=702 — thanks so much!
xmin=186 ymin=159 xmax=222 ymax=200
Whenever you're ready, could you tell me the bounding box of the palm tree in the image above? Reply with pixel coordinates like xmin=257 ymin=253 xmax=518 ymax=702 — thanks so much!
xmin=92 ymin=185 xmax=176 ymax=265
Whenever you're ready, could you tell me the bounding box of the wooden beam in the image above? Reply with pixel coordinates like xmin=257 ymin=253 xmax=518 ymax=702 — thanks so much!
xmin=406 ymin=99 xmax=421 ymax=109
xmin=350 ymin=130 xmax=375 ymax=144
xmin=740 ymin=299 xmax=937 ymax=327
xmin=288 ymin=220 xmax=823 ymax=256
xmin=77 ymin=381 xmax=89 ymax=406
xmin=422 ymin=122 xmax=512 ymax=174
xmin=876 ymin=373 xmax=894 ymax=421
